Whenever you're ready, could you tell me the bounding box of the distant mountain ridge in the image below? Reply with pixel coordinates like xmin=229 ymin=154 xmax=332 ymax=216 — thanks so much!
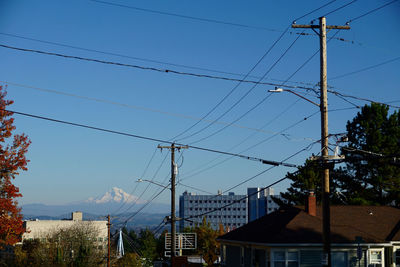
xmin=21 ymin=187 xmax=170 ymax=218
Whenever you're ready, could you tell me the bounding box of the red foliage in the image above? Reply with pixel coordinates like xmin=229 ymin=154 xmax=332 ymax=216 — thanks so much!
xmin=0 ymin=86 xmax=31 ymax=248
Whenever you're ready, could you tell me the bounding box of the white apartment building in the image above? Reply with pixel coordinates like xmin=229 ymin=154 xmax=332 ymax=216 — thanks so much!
xmin=179 ymin=191 xmax=247 ymax=231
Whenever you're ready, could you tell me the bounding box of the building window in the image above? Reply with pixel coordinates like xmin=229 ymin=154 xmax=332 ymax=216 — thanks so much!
xmin=332 ymin=251 xmax=347 ymax=267
xmin=271 ymin=250 xmax=298 ymax=267
xmin=394 ymin=248 xmax=400 ymax=266
xmin=369 ymin=249 xmax=383 ymax=267
xmin=240 ymin=247 xmax=245 ymax=267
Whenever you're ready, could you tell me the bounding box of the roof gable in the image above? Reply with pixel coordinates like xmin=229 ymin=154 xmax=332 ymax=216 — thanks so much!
xmin=218 ymin=206 xmax=400 ymax=244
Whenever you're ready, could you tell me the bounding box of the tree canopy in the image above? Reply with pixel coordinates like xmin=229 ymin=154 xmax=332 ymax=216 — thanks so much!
xmin=0 ymin=86 xmax=31 ymax=248
xmin=281 ymin=103 xmax=400 ymax=207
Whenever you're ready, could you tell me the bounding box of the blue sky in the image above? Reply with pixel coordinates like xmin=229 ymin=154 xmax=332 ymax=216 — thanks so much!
xmin=0 ymin=0 xmax=399 ymax=212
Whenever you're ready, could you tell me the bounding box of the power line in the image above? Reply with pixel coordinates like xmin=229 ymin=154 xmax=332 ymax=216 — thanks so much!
xmin=2 ymin=80 xmax=309 ymax=136
xmin=111 ymin=148 xmax=159 ymax=215
xmin=176 ymin=30 xmax=339 ymax=175
xmin=346 ymin=0 xmax=399 ymax=24
xmin=181 ymin=141 xmax=316 ymax=212
xmin=89 ymin=0 xmax=281 ymax=32
xmin=3 ymin=44 xmax=394 ymax=113
xmin=118 ymin=150 xmax=170 ymax=216
xmin=183 ymin=174 xmax=291 ymax=222
xmin=119 ymin=185 xmax=170 ymax=228
xmin=329 ymin=56 xmax=400 ymax=80
xmin=0 ymin=32 xmax=358 ymax=84
xmin=5 ymin=108 xmax=298 ymax=167
xmin=170 ymin=26 xmax=290 ymax=141
xmin=293 ymin=0 xmax=338 ymax=23
xmin=180 ymin=111 xmax=318 ymax=183
xmin=185 ymin=29 xmax=333 ymax=144
xmin=327 ymin=90 xmax=400 ymax=109
xmin=320 ymin=0 xmax=359 ymax=18
xmin=177 ymin=182 xmax=214 ymax=195
xmin=0 ymin=43 xmax=322 ymax=90
xmin=177 ymin=29 xmax=305 ymax=143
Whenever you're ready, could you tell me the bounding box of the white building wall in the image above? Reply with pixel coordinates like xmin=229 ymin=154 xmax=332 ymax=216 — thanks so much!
xmin=179 ymin=192 xmax=247 ymax=230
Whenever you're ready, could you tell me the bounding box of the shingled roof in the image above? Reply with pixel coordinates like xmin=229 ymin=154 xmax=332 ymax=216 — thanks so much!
xmin=217 ymin=206 xmax=400 ymax=244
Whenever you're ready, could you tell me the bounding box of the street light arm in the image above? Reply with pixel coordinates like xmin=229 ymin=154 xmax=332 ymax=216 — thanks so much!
xmin=268 ymin=87 xmax=320 ymax=107
xmin=285 ymin=89 xmax=320 ymax=107
xmin=136 ymin=179 xmax=171 ymax=189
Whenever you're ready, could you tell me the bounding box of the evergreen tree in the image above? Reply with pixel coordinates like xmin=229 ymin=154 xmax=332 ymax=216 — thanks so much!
xmin=281 ymin=103 xmax=400 ymax=207
xmin=342 ymin=103 xmax=400 ymax=206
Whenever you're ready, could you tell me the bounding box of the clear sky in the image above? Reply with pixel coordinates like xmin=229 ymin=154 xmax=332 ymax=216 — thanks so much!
xmin=0 ymin=0 xmax=399 ymax=212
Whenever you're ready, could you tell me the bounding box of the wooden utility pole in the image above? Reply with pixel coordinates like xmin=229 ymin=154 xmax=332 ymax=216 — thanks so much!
xmin=292 ymin=17 xmax=349 ymax=267
xmin=107 ymin=214 xmax=111 ymax=267
xmin=158 ymin=143 xmax=188 ymax=266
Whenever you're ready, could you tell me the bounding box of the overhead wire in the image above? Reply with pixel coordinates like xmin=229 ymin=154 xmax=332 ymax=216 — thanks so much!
xmin=329 ymin=56 xmax=400 ymax=80
xmin=182 ymin=172 xmax=293 ymax=222
xmin=177 ymin=32 xmax=343 ymax=178
xmin=169 ymin=26 xmax=291 ymax=141
xmin=293 ymin=0 xmax=338 ymax=22
xmin=3 ymin=108 xmax=298 ymax=167
xmin=183 ymin=141 xmax=317 ymax=212
xmin=1 ymin=44 xmax=389 ymax=109
xmin=180 ymin=110 xmax=319 ymax=182
xmin=184 ymin=29 xmax=339 ymax=144
xmin=0 ymin=43 xmax=326 ymax=90
xmin=111 ymin=147 xmax=159 ymax=215
xmin=118 ymin=150 xmax=170 ymax=215
xmin=0 ymin=32 xmax=359 ymax=84
xmin=89 ymin=0 xmax=280 ymax=32
xmin=320 ymin=0 xmax=359 ymax=18
xmin=177 ymin=29 xmax=305 ymax=143
xmin=118 ymin=185 xmax=170 ymax=228
xmin=1 ymin=80 xmax=316 ymax=136
xmin=345 ymin=0 xmax=399 ymax=24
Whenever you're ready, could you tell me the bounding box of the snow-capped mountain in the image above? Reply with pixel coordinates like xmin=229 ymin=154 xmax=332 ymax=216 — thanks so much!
xmin=85 ymin=187 xmax=142 ymax=204
xmin=22 ymin=187 xmax=170 ymax=217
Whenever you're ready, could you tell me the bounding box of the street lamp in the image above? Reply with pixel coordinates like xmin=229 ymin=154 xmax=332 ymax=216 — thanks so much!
xmin=269 ymin=82 xmax=343 ymax=266
xmin=268 ymin=87 xmax=320 ymax=107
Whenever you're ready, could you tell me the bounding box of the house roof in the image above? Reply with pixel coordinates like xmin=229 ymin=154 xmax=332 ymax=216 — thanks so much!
xmin=218 ymin=206 xmax=400 ymax=245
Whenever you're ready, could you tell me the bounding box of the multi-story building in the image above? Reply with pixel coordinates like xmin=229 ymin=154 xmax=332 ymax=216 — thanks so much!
xmin=247 ymin=187 xmax=281 ymax=222
xmin=179 ymin=191 xmax=247 ymax=231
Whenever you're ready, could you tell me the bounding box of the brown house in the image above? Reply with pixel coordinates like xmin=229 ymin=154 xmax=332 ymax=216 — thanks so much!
xmin=217 ymin=195 xmax=400 ymax=267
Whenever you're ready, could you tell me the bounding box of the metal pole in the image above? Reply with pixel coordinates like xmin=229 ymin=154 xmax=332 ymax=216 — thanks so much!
xmin=171 ymin=143 xmax=176 ymax=265
xmin=107 ymin=215 xmax=111 ymax=267
xmin=319 ymin=16 xmax=331 ymax=267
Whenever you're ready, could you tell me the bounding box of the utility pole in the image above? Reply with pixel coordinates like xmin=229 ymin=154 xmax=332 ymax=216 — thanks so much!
xmin=158 ymin=143 xmax=188 ymax=266
xmin=292 ymin=17 xmax=349 ymax=267
xmin=107 ymin=214 xmax=111 ymax=267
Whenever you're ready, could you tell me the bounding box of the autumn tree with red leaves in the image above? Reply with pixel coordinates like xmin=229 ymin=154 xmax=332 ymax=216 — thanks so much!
xmin=0 ymin=85 xmax=31 ymax=248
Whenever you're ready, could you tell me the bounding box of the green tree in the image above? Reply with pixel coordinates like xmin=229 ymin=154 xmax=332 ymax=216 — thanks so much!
xmin=281 ymin=103 xmax=400 ymax=207
xmin=137 ymin=228 xmax=158 ymax=266
xmin=115 ymin=252 xmax=141 ymax=267
xmin=194 ymin=217 xmax=221 ymax=266
xmin=280 ymin=160 xmax=347 ymax=205
xmin=342 ymin=103 xmax=400 ymax=205
xmin=12 ymin=222 xmax=105 ymax=267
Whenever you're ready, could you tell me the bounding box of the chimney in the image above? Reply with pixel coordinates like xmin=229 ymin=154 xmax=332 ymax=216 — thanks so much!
xmin=305 ymin=191 xmax=316 ymax=216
